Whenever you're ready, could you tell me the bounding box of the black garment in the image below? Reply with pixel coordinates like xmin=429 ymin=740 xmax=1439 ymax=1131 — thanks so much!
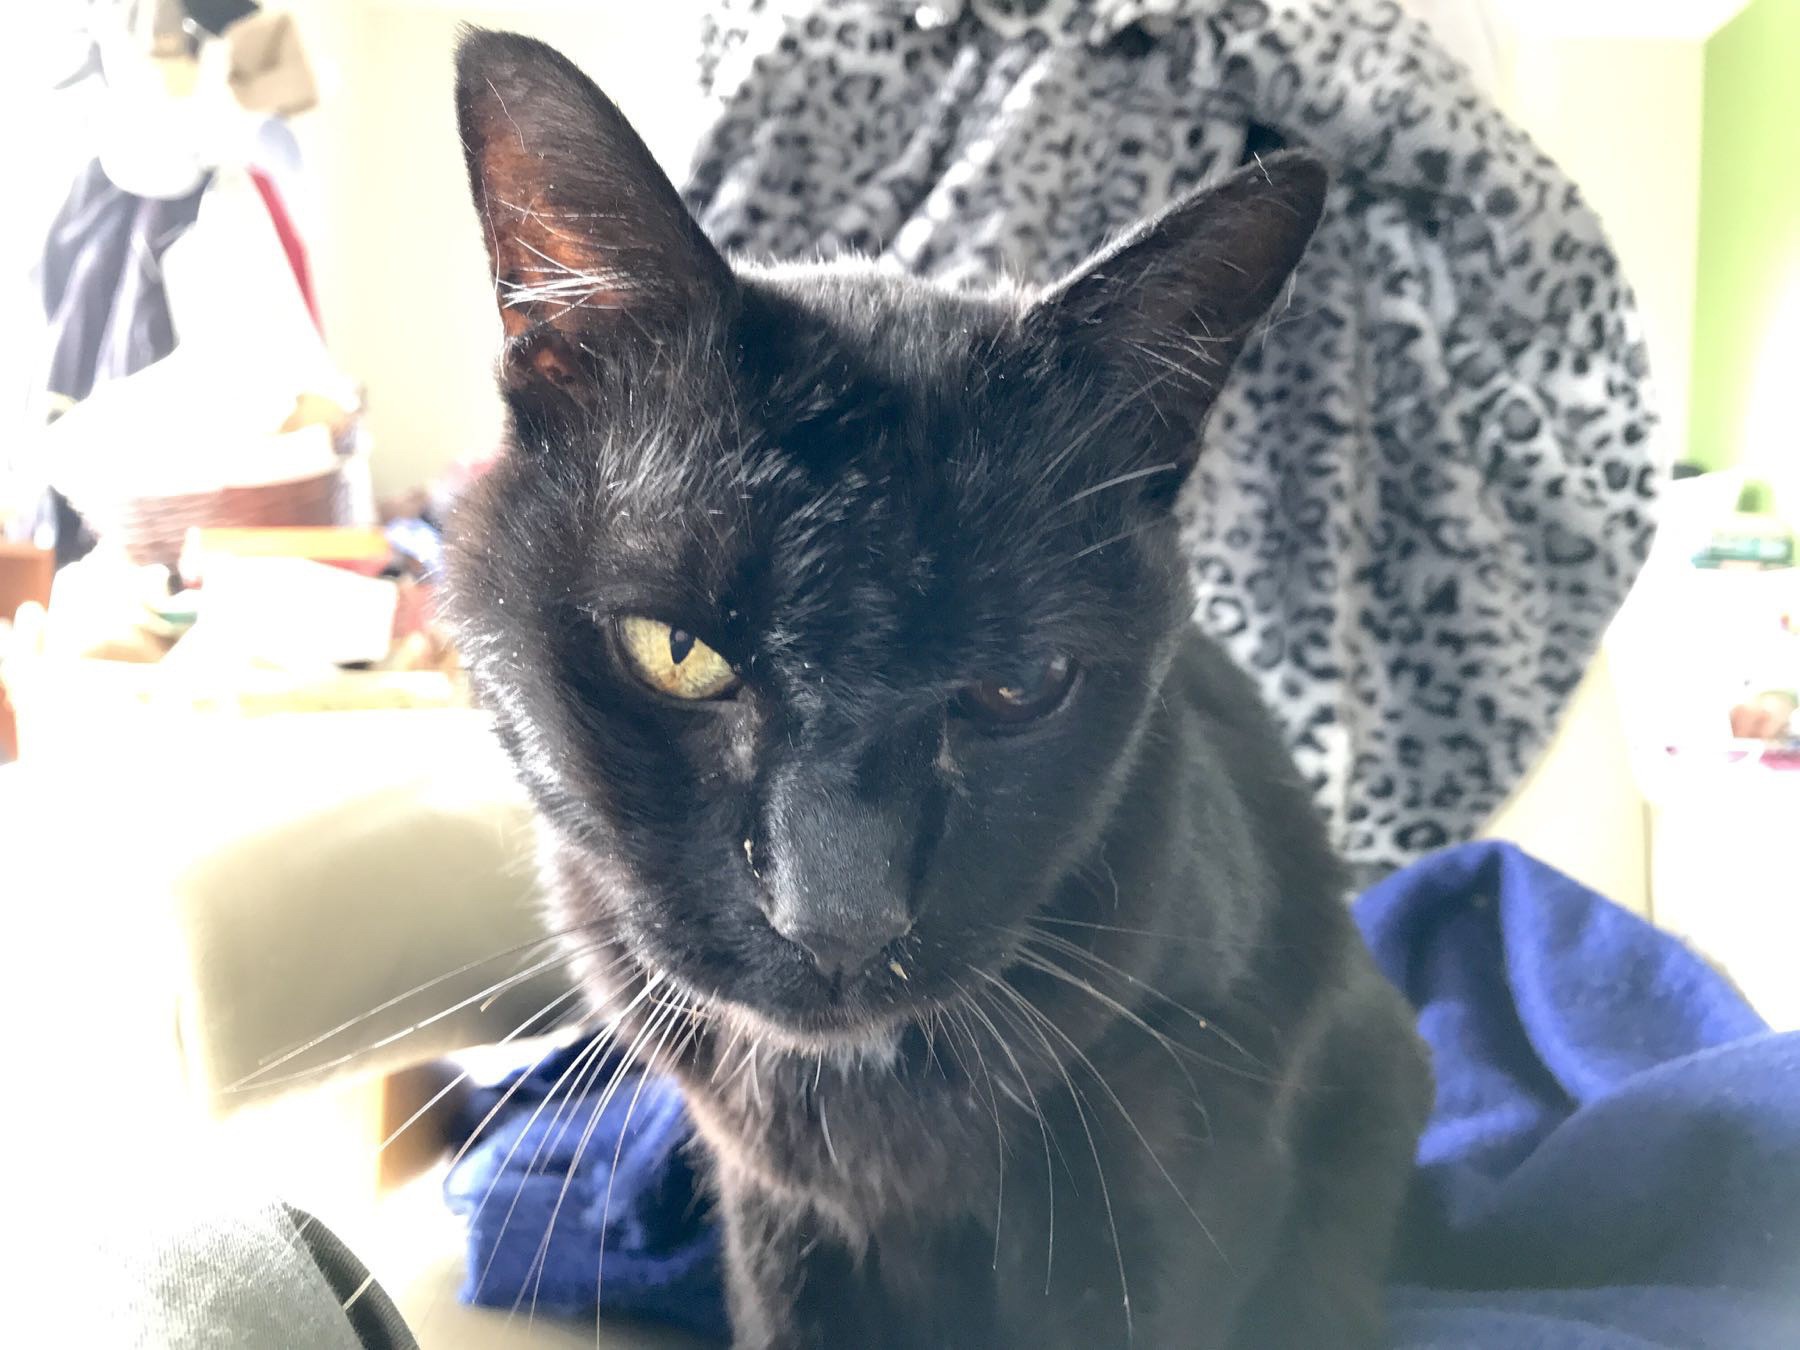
xmin=40 ymin=160 xmax=207 ymax=404
xmin=186 ymin=0 xmax=262 ymax=38
xmin=282 ymin=1205 xmax=419 ymax=1350
xmin=36 ymin=160 xmax=209 ymax=563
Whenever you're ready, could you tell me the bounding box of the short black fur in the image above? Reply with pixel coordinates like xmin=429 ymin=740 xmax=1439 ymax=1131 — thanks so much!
xmin=448 ymin=30 xmax=1430 ymax=1349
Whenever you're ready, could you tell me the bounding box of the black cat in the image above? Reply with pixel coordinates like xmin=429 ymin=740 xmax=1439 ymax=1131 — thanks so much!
xmin=447 ymin=30 xmax=1430 ymax=1350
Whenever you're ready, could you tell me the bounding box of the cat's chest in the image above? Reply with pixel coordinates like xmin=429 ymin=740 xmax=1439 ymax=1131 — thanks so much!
xmin=678 ymin=1046 xmax=1003 ymax=1222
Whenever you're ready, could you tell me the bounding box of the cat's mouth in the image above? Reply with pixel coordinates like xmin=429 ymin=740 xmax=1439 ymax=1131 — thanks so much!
xmin=618 ymin=949 xmax=921 ymax=1057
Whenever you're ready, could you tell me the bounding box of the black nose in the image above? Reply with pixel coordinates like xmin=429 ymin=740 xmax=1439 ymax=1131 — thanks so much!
xmin=772 ymin=915 xmax=909 ymax=979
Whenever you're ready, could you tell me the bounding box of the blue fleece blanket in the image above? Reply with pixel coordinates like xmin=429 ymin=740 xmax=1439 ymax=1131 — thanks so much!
xmin=1362 ymin=844 xmax=1799 ymax=1347
xmin=446 ymin=843 xmax=1800 ymax=1345
xmin=443 ymin=1045 xmax=726 ymax=1338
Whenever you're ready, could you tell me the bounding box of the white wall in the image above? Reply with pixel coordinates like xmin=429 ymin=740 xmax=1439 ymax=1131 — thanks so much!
xmin=287 ymin=1 xmax=705 ymax=495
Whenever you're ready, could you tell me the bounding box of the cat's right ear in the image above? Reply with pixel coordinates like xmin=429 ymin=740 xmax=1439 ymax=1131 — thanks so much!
xmin=455 ymin=29 xmax=733 ymax=394
xmin=1025 ymin=152 xmax=1328 ymax=480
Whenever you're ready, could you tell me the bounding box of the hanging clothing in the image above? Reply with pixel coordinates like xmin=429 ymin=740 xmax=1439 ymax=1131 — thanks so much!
xmin=39 ymin=159 xmax=207 ymax=405
xmin=247 ymin=167 xmax=319 ymax=331
xmin=35 ymin=160 xmax=208 ymax=564
xmin=685 ymin=0 xmax=1659 ymax=876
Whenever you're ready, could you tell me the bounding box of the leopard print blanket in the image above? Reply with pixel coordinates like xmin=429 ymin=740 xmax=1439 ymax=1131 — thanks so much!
xmin=683 ymin=0 xmax=1658 ymax=876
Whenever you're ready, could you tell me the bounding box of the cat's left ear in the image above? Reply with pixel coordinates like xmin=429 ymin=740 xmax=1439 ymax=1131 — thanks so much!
xmin=455 ymin=29 xmax=734 ymax=392
xmin=1029 ymin=151 xmax=1328 ymax=462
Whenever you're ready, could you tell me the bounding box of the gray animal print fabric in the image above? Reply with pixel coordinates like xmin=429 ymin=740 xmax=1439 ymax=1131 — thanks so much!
xmin=684 ymin=0 xmax=1658 ymax=876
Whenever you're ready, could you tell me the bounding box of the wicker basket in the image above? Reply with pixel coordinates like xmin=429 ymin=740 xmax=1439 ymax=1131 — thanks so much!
xmin=62 ymin=412 xmax=369 ymax=570
xmin=118 ymin=467 xmax=351 ymax=570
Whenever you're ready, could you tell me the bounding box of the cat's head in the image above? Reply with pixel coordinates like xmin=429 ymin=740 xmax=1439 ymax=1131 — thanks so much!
xmin=447 ymin=31 xmax=1325 ymax=1052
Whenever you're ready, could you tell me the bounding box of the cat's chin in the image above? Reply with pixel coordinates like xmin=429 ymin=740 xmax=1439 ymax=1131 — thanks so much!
xmin=709 ymin=995 xmax=908 ymax=1065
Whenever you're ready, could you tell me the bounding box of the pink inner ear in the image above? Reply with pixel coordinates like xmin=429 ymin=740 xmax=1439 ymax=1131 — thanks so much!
xmin=510 ymin=331 xmax=583 ymax=389
xmin=479 ymin=189 xmax=621 ymax=389
xmin=496 ymin=267 xmax=630 ymax=341
xmin=488 ymin=194 xmax=631 ymax=342
xmin=459 ymin=31 xmax=735 ymax=366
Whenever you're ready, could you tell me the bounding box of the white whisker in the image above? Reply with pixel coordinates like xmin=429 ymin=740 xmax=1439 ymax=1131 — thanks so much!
xmin=231 ymin=928 xmax=589 ymax=1089
xmin=517 ymin=988 xmax=679 ymax=1323
xmin=375 ymin=985 xmax=585 ymax=1159
xmin=595 ymin=995 xmax=688 ymax=1322
xmin=976 ymin=971 xmax=1133 ymax=1344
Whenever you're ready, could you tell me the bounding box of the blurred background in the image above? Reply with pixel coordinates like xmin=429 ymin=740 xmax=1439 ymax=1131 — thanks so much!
xmin=1 ymin=2 xmax=1794 ymax=1347
xmin=8 ymin=2 xmax=1795 ymax=509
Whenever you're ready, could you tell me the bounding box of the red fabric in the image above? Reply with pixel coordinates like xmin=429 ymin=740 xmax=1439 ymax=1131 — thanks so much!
xmin=247 ymin=168 xmax=320 ymax=332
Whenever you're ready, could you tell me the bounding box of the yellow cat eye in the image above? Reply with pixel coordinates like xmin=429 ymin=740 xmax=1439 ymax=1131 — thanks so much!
xmin=616 ymin=616 xmax=740 ymax=701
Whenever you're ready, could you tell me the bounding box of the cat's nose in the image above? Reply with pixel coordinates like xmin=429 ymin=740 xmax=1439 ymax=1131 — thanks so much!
xmin=760 ymin=770 xmax=919 ymax=979
xmin=767 ymin=905 xmax=906 ymax=978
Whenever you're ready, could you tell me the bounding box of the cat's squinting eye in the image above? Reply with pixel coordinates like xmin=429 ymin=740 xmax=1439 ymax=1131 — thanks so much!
xmin=616 ymin=616 xmax=740 ymax=701
xmin=957 ymin=655 xmax=1077 ymax=726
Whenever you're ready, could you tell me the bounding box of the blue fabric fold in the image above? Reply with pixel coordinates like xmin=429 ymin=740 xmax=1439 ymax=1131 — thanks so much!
xmin=443 ymin=1042 xmax=727 ymax=1339
xmin=448 ymin=842 xmax=1800 ymax=1346
xmin=1361 ymin=843 xmax=1799 ymax=1346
